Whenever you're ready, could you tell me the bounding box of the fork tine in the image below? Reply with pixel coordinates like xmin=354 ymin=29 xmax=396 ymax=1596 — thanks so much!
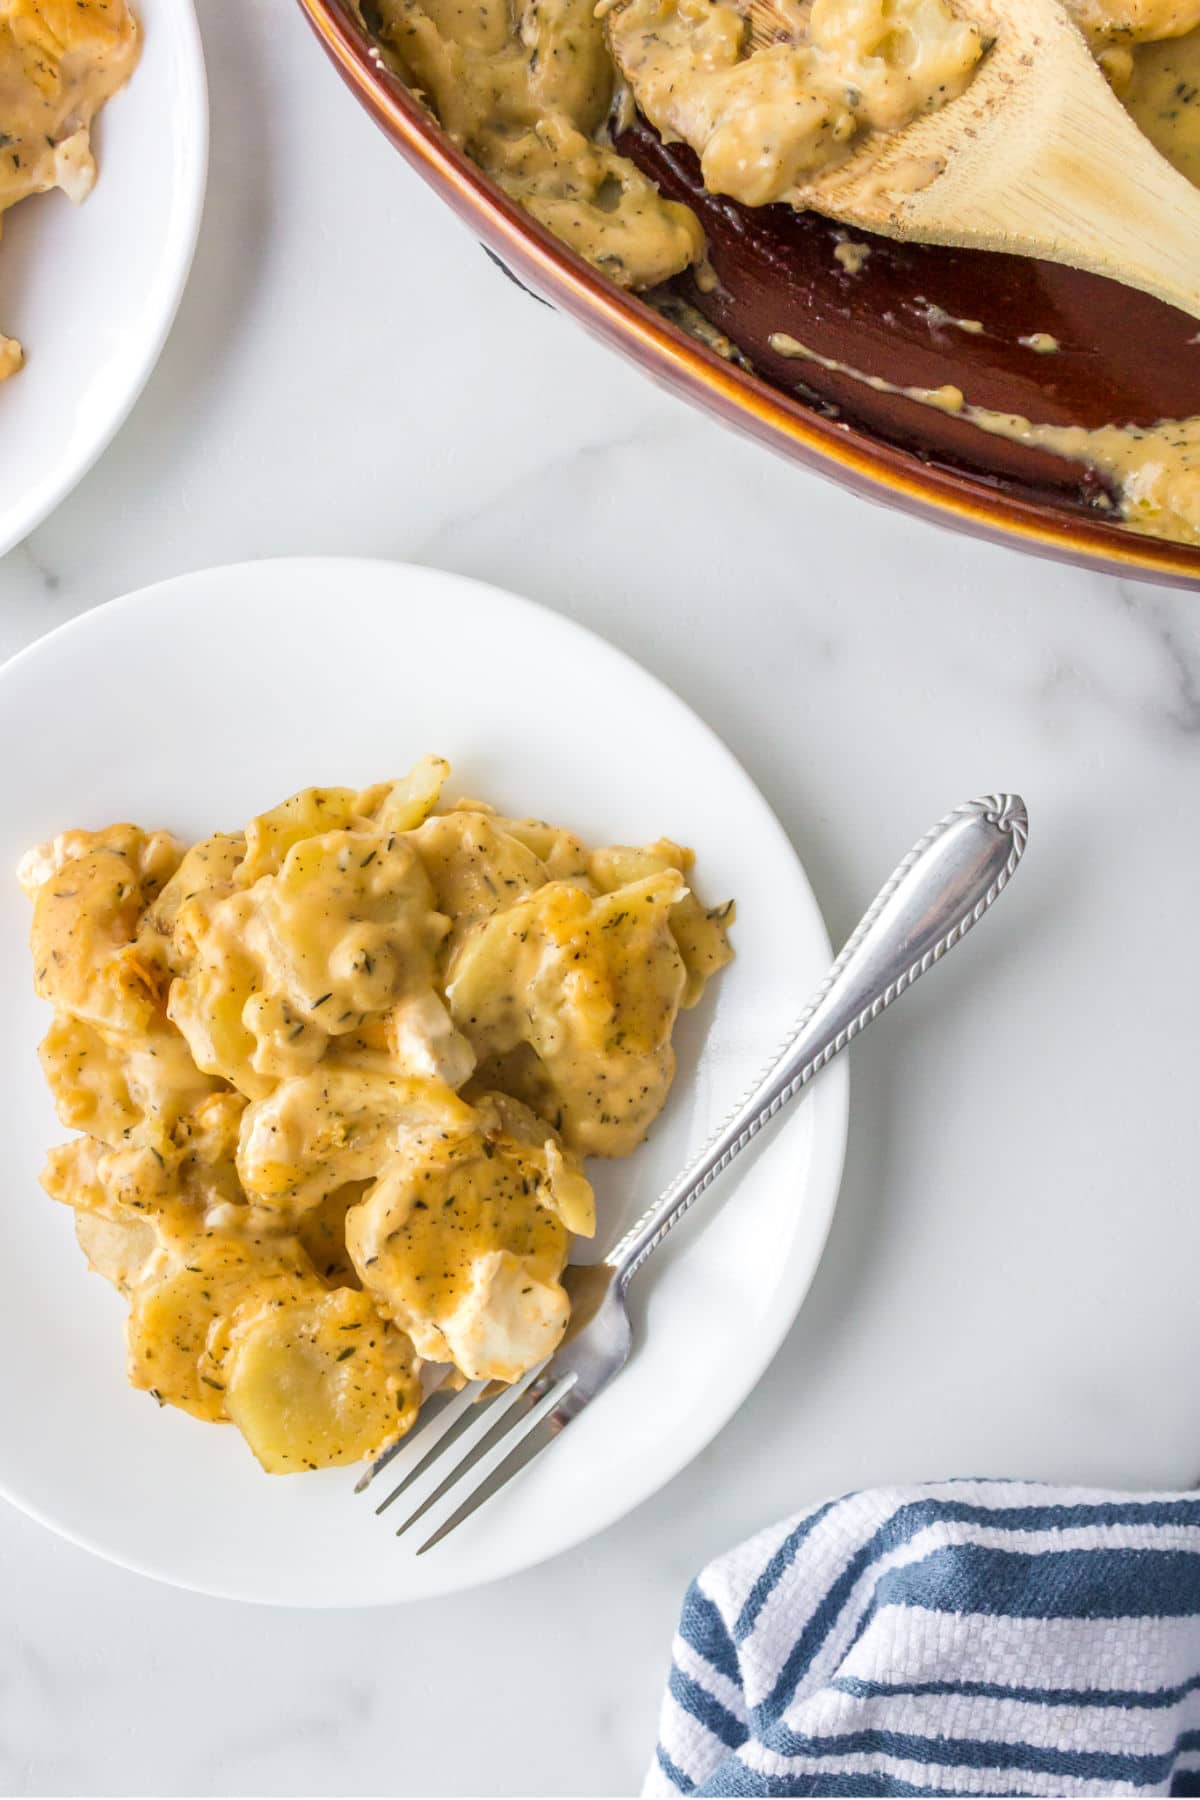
xmin=416 ymin=1384 xmax=574 ymax=1554
xmin=354 ymin=1382 xmax=461 ymax=1494
xmin=372 ymin=1381 xmax=496 ymax=1517
xmin=392 ymin=1363 xmax=565 ymax=1540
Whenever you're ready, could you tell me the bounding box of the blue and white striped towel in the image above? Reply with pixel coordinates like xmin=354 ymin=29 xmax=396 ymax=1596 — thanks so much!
xmin=646 ymin=1481 xmax=1200 ymax=1798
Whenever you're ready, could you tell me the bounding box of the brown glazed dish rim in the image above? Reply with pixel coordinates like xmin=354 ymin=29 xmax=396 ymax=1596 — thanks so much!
xmin=297 ymin=0 xmax=1200 ymax=589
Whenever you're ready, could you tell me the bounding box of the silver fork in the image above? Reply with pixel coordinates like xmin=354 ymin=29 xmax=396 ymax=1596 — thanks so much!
xmin=356 ymin=792 xmax=1029 ymax=1552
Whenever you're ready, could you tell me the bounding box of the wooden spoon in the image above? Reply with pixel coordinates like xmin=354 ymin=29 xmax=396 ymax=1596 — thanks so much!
xmin=607 ymin=0 xmax=1200 ymax=320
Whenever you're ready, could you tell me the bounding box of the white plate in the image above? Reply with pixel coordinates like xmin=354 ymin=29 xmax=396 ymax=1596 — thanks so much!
xmin=0 ymin=558 xmax=848 ymax=1605
xmin=0 ymin=3 xmax=208 ymax=557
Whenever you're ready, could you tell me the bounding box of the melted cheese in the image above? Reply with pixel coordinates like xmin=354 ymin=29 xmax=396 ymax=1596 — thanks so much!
xmin=39 ymin=1012 xmax=224 ymax=1143
xmin=408 ymin=809 xmax=550 ymax=953
xmin=41 ymin=1088 xmax=247 ymax=1221
xmin=588 ymin=839 xmax=736 ymax=1006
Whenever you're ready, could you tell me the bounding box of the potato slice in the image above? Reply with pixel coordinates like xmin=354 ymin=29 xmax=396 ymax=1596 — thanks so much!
xmin=167 ymin=898 xmax=269 ymax=1097
xmin=235 ymin=787 xmax=371 ymax=889
xmin=39 ymin=1013 xmax=225 ymax=1146
xmin=588 ymin=840 xmax=734 ymax=1006
xmin=223 ymin=1287 xmax=419 ymax=1473
xmin=363 ymin=755 xmax=450 ymax=833
xmin=406 ymin=809 xmax=550 ymax=953
xmin=127 ymin=1238 xmax=315 ymax=1421
xmin=28 ymin=825 xmax=181 ymax=1033
xmin=43 ymin=1134 xmax=173 ymax=1223
xmin=39 ymin=1015 xmax=143 ymax=1143
xmin=447 ymin=872 xmax=689 ymax=1155
xmin=234 ymin=758 xmax=451 ymax=890
xmin=346 ymin=1092 xmax=593 ymax=1382
xmin=42 ymin=1088 xmax=247 ymax=1230
xmin=75 ymin=1211 xmax=161 ymax=1295
xmin=237 ymin=1068 xmax=473 ymax=1216
xmin=142 ymin=833 xmax=246 ymax=960
xmin=489 ymin=815 xmax=590 ymax=882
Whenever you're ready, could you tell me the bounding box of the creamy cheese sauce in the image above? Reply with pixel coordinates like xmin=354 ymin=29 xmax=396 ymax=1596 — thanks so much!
xmin=603 ymin=0 xmax=983 ymax=207
xmin=365 ymin=0 xmax=702 ymax=288
xmin=0 ymin=0 xmax=141 ymax=375
xmin=1071 ymin=0 xmax=1200 ymax=54
xmin=1123 ymin=24 xmax=1200 ymax=181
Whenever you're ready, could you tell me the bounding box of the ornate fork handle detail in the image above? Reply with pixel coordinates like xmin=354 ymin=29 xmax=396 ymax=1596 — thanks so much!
xmin=610 ymin=794 xmax=1029 ymax=1291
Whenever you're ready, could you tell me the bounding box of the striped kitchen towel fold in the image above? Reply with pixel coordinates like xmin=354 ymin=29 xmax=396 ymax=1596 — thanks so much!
xmin=646 ymin=1480 xmax=1200 ymax=1799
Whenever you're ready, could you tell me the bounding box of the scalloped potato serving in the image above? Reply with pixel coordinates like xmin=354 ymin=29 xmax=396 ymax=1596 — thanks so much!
xmin=21 ymin=758 xmax=733 ymax=1474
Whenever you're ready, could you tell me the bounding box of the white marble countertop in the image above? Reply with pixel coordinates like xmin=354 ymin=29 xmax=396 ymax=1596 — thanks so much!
xmin=3 ymin=2 xmax=1200 ymax=1793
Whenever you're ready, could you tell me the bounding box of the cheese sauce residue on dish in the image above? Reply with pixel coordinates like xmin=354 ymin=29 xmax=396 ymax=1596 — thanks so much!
xmin=768 ymin=331 xmax=1200 ymax=544
xmin=0 ymin=0 xmax=141 ymax=377
xmin=22 ymin=757 xmax=733 ymax=1474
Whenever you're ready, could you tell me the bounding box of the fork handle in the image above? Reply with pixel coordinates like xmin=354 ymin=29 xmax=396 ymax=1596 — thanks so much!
xmin=608 ymin=793 xmax=1029 ymax=1291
